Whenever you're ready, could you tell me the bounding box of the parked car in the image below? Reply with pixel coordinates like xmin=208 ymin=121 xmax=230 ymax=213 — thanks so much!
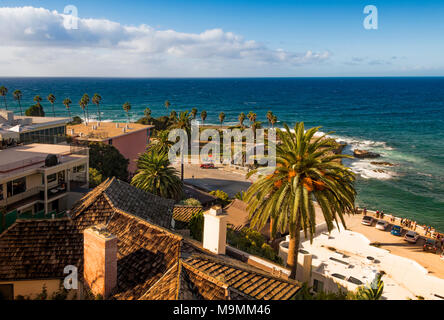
xmin=375 ymin=220 xmax=389 ymax=230
xmin=390 ymin=225 xmax=403 ymax=236
xmin=423 ymin=239 xmax=439 ymax=254
xmin=404 ymin=231 xmax=420 ymax=243
xmin=200 ymin=163 xmax=215 ymax=169
xmin=361 ymin=216 xmax=373 ymax=226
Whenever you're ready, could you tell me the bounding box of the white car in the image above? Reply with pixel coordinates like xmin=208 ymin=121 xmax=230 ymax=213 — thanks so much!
xmin=361 ymin=216 xmax=373 ymax=226
xmin=375 ymin=220 xmax=389 ymax=230
xmin=404 ymin=231 xmax=420 ymax=243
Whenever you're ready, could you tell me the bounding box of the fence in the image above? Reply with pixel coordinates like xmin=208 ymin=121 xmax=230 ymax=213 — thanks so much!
xmin=0 ymin=209 xmax=67 ymax=233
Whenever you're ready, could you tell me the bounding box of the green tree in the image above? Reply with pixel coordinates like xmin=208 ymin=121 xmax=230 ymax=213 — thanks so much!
xmin=89 ymin=167 xmax=103 ymax=188
xmin=88 ymin=142 xmax=129 ymax=181
xmin=13 ymin=90 xmax=23 ymax=116
xmin=63 ymin=98 xmax=72 ymax=119
xmin=270 ymin=114 xmax=278 ymax=128
xmin=164 ymin=100 xmax=171 ymax=111
xmin=148 ymin=130 xmax=174 ymax=154
xmin=123 ymin=102 xmax=131 ymax=123
xmin=79 ymin=94 xmax=90 ymax=124
xmin=351 ymin=274 xmax=384 ymax=300
xmin=143 ymin=107 xmax=152 ymax=123
xmin=92 ymin=93 xmax=102 ymax=122
xmin=200 ymin=110 xmax=207 ymax=126
xmin=25 ymin=104 xmax=45 ymax=117
xmin=33 ymin=95 xmax=44 ymax=116
xmin=180 ymin=198 xmax=202 ymax=206
xmin=47 ymin=94 xmax=56 ymax=117
xmin=219 ymin=112 xmax=225 ymax=128
xmin=247 ymin=111 xmax=257 ymax=126
xmin=266 ymin=111 xmax=273 ymax=128
xmin=0 ymin=86 xmax=8 ymax=110
xmin=169 ymin=110 xmax=177 ymax=123
xmin=244 ymin=122 xmax=356 ymax=279
xmin=238 ymin=112 xmax=246 ymax=128
xmin=209 ymin=189 xmax=230 ymax=205
xmin=189 ymin=211 xmax=204 ymax=241
xmin=191 ymin=108 xmax=198 ymax=119
xmin=131 ymin=151 xmax=183 ymax=200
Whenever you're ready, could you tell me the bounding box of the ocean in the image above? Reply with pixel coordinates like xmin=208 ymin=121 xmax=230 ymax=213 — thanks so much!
xmin=1 ymin=77 xmax=443 ymax=231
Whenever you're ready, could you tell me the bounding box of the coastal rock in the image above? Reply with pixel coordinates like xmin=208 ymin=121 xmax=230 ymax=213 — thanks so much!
xmin=353 ymin=149 xmax=381 ymax=159
xmin=333 ymin=142 xmax=347 ymax=155
xmin=371 ymin=161 xmax=395 ymax=167
xmin=373 ymin=169 xmax=386 ymax=174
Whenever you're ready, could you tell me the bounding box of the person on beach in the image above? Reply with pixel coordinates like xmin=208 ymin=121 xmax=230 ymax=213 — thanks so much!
xmin=364 ymin=207 xmax=367 ymax=215
xmin=376 ymin=210 xmax=380 ymax=218
xmin=381 ymin=211 xmax=384 ymax=219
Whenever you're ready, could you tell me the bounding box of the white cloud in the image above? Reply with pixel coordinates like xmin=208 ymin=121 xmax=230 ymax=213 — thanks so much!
xmin=0 ymin=6 xmax=331 ymax=76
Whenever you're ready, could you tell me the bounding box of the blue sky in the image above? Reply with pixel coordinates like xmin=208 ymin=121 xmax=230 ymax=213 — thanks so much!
xmin=1 ymin=0 xmax=443 ymax=77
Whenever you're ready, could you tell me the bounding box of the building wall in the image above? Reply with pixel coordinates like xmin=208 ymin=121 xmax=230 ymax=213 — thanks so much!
xmin=110 ymin=129 xmax=149 ymax=174
xmin=0 ymin=279 xmax=64 ymax=299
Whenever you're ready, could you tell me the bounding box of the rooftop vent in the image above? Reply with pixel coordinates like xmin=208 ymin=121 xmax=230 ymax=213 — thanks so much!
xmin=116 ymin=123 xmax=119 ymax=128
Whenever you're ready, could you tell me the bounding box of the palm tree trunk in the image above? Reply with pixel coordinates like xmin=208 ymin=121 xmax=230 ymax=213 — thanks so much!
xmin=83 ymin=110 xmax=87 ymax=123
xmin=269 ymin=218 xmax=274 ymax=240
xmin=86 ymin=107 xmax=89 ymax=124
xmin=97 ymin=104 xmax=101 ymax=122
xmin=52 ymin=103 xmax=55 ymax=117
xmin=287 ymin=220 xmax=301 ymax=280
xmin=18 ymin=101 xmax=23 ymax=116
xmin=3 ymin=97 xmax=7 ymax=110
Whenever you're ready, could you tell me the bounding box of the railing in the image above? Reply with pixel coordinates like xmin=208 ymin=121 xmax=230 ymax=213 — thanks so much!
xmin=0 ymin=187 xmax=41 ymax=207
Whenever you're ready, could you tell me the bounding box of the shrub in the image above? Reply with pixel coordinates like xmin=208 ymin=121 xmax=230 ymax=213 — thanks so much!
xmin=25 ymin=104 xmax=45 ymax=117
xmin=88 ymin=142 xmax=129 ymax=181
xmin=89 ymin=168 xmax=103 ymax=188
xmin=180 ymin=198 xmax=202 ymax=207
xmin=188 ymin=211 xmax=204 ymax=241
xmin=210 ymin=190 xmax=230 ymax=205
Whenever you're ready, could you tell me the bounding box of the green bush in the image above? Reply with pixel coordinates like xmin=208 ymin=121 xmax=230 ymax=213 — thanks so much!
xmin=25 ymin=104 xmax=45 ymax=117
xmin=227 ymin=227 xmax=282 ymax=264
xmin=188 ymin=211 xmax=204 ymax=241
xmin=88 ymin=142 xmax=129 ymax=182
xmin=180 ymin=198 xmax=202 ymax=207
xmin=210 ymin=190 xmax=230 ymax=205
xmin=89 ymin=168 xmax=103 ymax=188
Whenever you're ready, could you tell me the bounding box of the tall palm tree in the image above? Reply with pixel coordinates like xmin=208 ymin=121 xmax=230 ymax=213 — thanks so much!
xmin=191 ymin=108 xmax=198 ymax=120
xmin=33 ymin=95 xmax=44 ymax=116
xmin=131 ymin=151 xmax=183 ymax=200
xmin=247 ymin=111 xmax=257 ymax=127
xmin=270 ymin=114 xmax=278 ymax=128
xmin=63 ymin=98 xmax=72 ymax=119
xmin=13 ymin=90 xmax=23 ymax=115
xmin=244 ymin=122 xmax=356 ymax=279
xmin=201 ymin=110 xmax=207 ymax=126
xmin=144 ymin=107 xmax=152 ymax=118
xmin=165 ymin=100 xmax=171 ymax=111
xmin=80 ymin=94 xmax=90 ymax=124
xmin=123 ymin=102 xmax=131 ymax=123
xmin=169 ymin=110 xmax=177 ymax=123
xmin=238 ymin=112 xmax=246 ymax=128
xmin=47 ymin=94 xmax=56 ymax=117
xmin=169 ymin=111 xmax=192 ymax=181
xmin=79 ymin=96 xmax=88 ymax=124
xmin=266 ymin=111 xmax=273 ymax=128
xmin=92 ymin=93 xmax=102 ymax=122
xmin=0 ymin=86 xmax=8 ymax=110
xmin=149 ymin=130 xmax=174 ymax=155
xmin=219 ymin=112 xmax=225 ymax=128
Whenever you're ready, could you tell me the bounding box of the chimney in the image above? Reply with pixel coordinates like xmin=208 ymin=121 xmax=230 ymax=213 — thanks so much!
xmin=203 ymin=206 xmax=227 ymax=254
xmin=83 ymin=225 xmax=117 ymax=299
xmin=115 ymin=123 xmax=119 ymax=128
xmin=70 ymin=129 xmax=75 ymax=135
xmin=122 ymin=127 xmax=126 ymax=133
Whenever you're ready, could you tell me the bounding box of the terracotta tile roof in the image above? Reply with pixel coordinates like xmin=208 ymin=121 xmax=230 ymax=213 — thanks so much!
xmin=183 ymin=255 xmax=300 ymax=300
xmin=0 ymin=178 xmax=300 ymax=300
xmin=71 ymin=177 xmax=175 ymax=229
xmin=173 ymin=206 xmax=203 ymax=223
xmin=223 ymin=199 xmax=250 ymax=230
xmin=183 ymin=184 xmax=217 ymax=207
xmin=0 ymin=219 xmax=82 ymax=281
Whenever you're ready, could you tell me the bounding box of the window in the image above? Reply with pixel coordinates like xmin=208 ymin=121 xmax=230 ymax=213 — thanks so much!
xmin=313 ymin=279 xmax=324 ymax=293
xmin=0 ymin=184 xmax=3 ymax=201
xmin=73 ymin=165 xmax=85 ymax=173
xmin=47 ymin=174 xmax=57 ymax=183
xmin=7 ymin=177 xmax=27 ymax=197
xmin=0 ymin=284 xmax=14 ymax=300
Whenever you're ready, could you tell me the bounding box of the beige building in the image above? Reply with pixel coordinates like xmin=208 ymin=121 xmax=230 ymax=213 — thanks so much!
xmin=0 ymin=143 xmax=89 ymax=222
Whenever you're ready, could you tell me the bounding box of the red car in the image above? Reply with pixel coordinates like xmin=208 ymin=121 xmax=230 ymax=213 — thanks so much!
xmin=423 ymin=239 xmax=439 ymax=254
xmin=200 ymin=163 xmax=215 ymax=169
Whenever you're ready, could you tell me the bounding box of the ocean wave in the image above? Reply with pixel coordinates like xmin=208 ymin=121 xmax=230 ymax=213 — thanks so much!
xmin=347 ymin=159 xmax=396 ymax=180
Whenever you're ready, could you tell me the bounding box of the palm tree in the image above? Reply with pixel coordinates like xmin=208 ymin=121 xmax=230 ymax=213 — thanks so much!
xmin=13 ymin=90 xmax=23 ymax=115
xmin=201 ymin=110 xmax=207 ymax=126
xmin=238 ymin=112 xmax=246 ymax=128
xmin=247 ymin=111 xmax=257 ymax=127
xmin=169 ymin=110 xmax=177 ymax=123
xmin=79 ymin=96 xmax=88 ymax=123
xmin=191 ymin=108 xmax=198 ymax=120
xmin=33 ymin=95 xmax=44 ymax=116
xmin=80 ymin=94 xmax=90 ymax=123
xmin=123 ymin=102 xmax=131 ymax=123
xmin=270 ymin=115 xmax=278 ymax=128
xmin=170 ymin=111 xmax=191 ymax=133
xmin=266 ymin=111 xmax=273 ymax=128
xmin=92 ymin=93 xmax=102 ymax=122
xmin=353 ymin=274 xmax=384 ymax=300
xmin=219 ymin=112 xmax=225 ymax=128
xmin=47 ymin=94 xmax=56 ymax=117
xmin=0 ymin=86 xmax=8 ymax=110
xmin=144 ymin=107 xmax=152 ymax=118
xmin=165 ymin=100 xmax=171 ymax=111
xmin=244 ymin=122 xmax=356 ymax=279
xmin=149 ymin=130 xmax=174 ymax=155
xmin=63 ymin=98 xmax=72 ymax=119
xmin=131 ymin=151 xmax=183 ymax=200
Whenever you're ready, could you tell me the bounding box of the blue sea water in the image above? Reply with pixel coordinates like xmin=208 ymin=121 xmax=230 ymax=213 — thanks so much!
xmin=0 ymin=77 xmax=443 ymax=231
